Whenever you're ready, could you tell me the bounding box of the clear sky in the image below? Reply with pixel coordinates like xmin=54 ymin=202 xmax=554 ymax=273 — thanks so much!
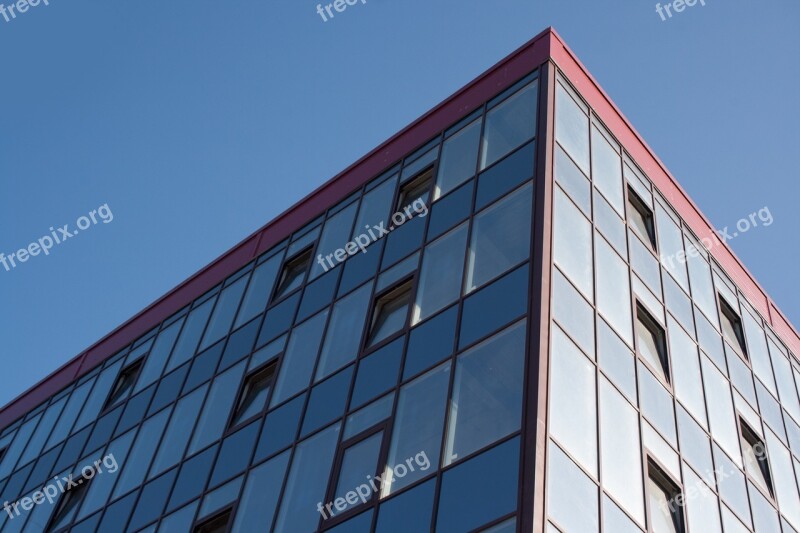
xmin=1 ymin=0 xmax=798 ymax=407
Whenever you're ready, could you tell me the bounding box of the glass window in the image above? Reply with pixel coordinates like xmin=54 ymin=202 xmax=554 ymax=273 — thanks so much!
xmin=273 ymin=423 xmax=341 ymax=533
xmin=382 ymin=362 xmax=450 ymax=496
xmin=183 ymin=341 xmax=225 ymax=393
xmin=404 ymin=305 xmax=457 ymax=380
xmin=646 ymin=460 xmax=685 ymax=533
xmin=48 ymin=473 xmax=92 ymax=531
xmin=668 ymin=317 xmax=707 ymax=428
xmin=480 ymin=80 xmax=537 ymax=169
xmin=553 ymin=187 xmax=592 ymax=301
xmin=353 ymin=175 xmax=397 ymax=241
xmin=310 ymin=201 xmax=359 ymax=280
xmin=627 ymin=187 xmax=657 ymax=250
xmin=129 ymin=468 xmax=178 ymax=531
xmin=552 ymin=268 xmax=595 ymax=357
xmin=134 ymin=319 xmax=183 ymax=394
xmin=702 ymin=358 xmax=741 ymax=467
xmin=380 ymin=214 xmax=425 ymax=268
xmin=189 ymin=362 xmax=247 ymax=454
xmin=741 ymin=311 xmax=777 ymax=395
xmin=257 ymin=292 xmax=301 ymax=348
xmin=412 ymin=222 xmax=468 ymax=324
xmin=211 ymin=422 xmax=260 ymax=487
xmin=316 ymin=282 xmax=373 ymax=380
xmin=636 ymin=303 xmax=670 ymax=382
xmin=329 ymin=431 xmax=384 ymax=518
xmin=199 ymin=275 xmax=249 ymax=351
xmin=603 ymin=495 xmax=641 ymax=533
xmin=235 ymin=254 xmax=282 ymax=328
xmin=254 ymin=396 xmax=304 ymax=461
xmin=444 ymin=321 xmax=525 ymax=466
xmin=113 ymin=407 xmax=171 ymax=498
xmin=167 ymin=298 xmax=215 ymax=372
xmin=397 ymin=168 xmax=433 ymax=212
xmin=719 ymin=297 xmax=747 ymax=358
xmin=685 ymin=248 xmax=719 ymax=330
xmin=344 ymin=393 xmax=394 ymax=440
xmin=274 ymin=247 xmax=313 ymax=299
xmin=375 ymin=478 xmax=434 ymax=533
xmin=230 ymin=451 xmax=290 ymax=533
xmin=436 ymin=118 xmax=481 ymax=199
xmin=301 ymin=266 xmax=340 ymax=319
xmin=663 ymin=275 xmax=694 ymax=337
xmin=428 ymin=180 xmax=473 ymax=241
xmin=436 ymin=437 xmax=519 ymax=532
xmin=655 ymin=204 xmax=689 ymax=291
xmin=547 ymin=441 xmax=599 ymax=533
xmin=376 ymin=252 xmax=419 ymax=293
xmin=594 ymin=191 xmax=627 ymax=256
xmin=554 ymin=145 xmax=590 ymax=214
xmin=230 ymin=363 xmax=275 ymax=427
xmin=597 ymin=317 xmax=636 ymax=402
xmin=194 ymin=509 xmax=232 ymax=533
xmin=596 ymin=235 xmax=633 ymax=347
xmin=218 ymin=318 xmax=260 ymax=371
xmin=76 ymin=430 xmax=136 ymax=521
xmin=739 ymin=419 xmax=773 ymax=497
xmin=591 ymin=125 xmax=624 ymax=216
xmin=555 ymin=82 xmax=590 ymax=174
xmin=466 ymin=182 xmax=532 ymax=293
xmin=459 ymin=264 xmax=528 ymax=349
xmin=270 ymin=310 xmax=328 ymax=406
xmin=638 ymin=363 xmax=677 ymax=445
xmin=600 ymin=378 xmax=645 ymax=524
xmin=763 ymin=429 xmax=800 ymax=529
xmin=367 ymin=281 xmax=413 ymax=348
xmin=676 ymin=408 xmax=713 ymax=485
xmin=475 ymin=141 xmax=534 ymax=210
xmin=301 ymin=366 xmax=353 ymax=436
xmin=549 ymin=325 xmax=597 ymax=476
xmin=352 ymin=338 xmax=403 ymax=409
xmin=104 ymin=358 xmax=143 ymax=410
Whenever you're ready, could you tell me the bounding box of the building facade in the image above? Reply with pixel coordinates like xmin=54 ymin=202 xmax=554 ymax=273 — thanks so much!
xmin=1 ymin=27 xmax=799 ymax=533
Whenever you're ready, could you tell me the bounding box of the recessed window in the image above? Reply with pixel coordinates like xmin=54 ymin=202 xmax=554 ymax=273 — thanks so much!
xmin=230 ymin=364 xmax=276 ymax=427
xmin=48 ymin=474 xmax=92 ymax=531
xmin=739 ymin=419 xmax=773 ymax=497
xmin=627 ymin=187 xmax=657 ymax=250
xmin=273 ymin=248 xmax=312 ymax=301
xmin=367 ymin=280 xmax=413 ymax=347
xmin=397 ymin=168 xmax=432 ymax=212
xmin=646 ymin=460 xmax=685 ymax=533
xmin=104 ymin=359 xmax=143 ymax=410
xmin=194 ymin=509 xmax=233 ymax=533
xmin=635 ymin=304 xmax=670 ymax=382
xmin=325 ymin=430 xmax=384 ymax=520
xmin=719 ymin=297 xmax=748 ymax=358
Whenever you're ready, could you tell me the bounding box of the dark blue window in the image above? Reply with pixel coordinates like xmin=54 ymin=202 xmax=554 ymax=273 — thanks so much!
xmin=148 ymin=363 xmax=190 ymax=416
xmin=427 ymin=180 xmax=474 ymax=241
xmin=381 ymin=216 xmax=426 ymax=268
xmin=114 ymin=384 xmax=157 ymax=436
xmin=210 ymin=421 xmax=260 ymax=486
xmin=459 ymin=265 xmax=528 ymax=349
xmin=183 ymin=340 xmax=226 ymax=394
xmin=352 ymin=338 xmax=403 ymax=409
xmin=375 ymin=478 xmax=435 ymax=533
xmin=254 ymin=395 xmax=304 ymax=461
xmin=219 ymin=318 xmax=260 ymax=371
xmin=298 ymin=268 xmax=340 ymax=321
xmin=128 ymin=467 xmax=178 ymax=531
xmin=404 ymin=305 xmax=457 ymax=380
xmin=257 ymin=292 xmax=301 ymax=347
xmin=168 ymin=446 xmax=217 ymax=512
xmin=475 ymin=141 xmax=535 ymax=210
xmin=301 ymin=366 xmax=353 ymax=437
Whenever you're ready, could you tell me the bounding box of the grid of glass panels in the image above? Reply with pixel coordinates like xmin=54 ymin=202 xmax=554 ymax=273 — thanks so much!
xmin=0 ymin=71 xmax=539 ymax=533
xmin=546 ymin=73 xmax=800 ymax=533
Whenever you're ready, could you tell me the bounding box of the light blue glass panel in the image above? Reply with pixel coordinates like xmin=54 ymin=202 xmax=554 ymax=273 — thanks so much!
xmin=166 ymin=297 xmax=215 ymax=372
xmin=134 ymin=319 xmax=184 ymax=394
xmin=702 ymin=357 xmax=741 ymax=467
xmin=199 ymin=275 xmax=249 ymax=351
xmin=189 ymin=362 xmax=247 ymax=454
xmin=547 ymin=441 xmax=598 ymax=533
xmin=150 ymin=384 xmax=208 ymax=478
xmin=668 ymin=316 xmax=707 ymax=428
xmin=157 ymin=501 xmax=198 ymax=533
xmin=436 ymin=119 xmax=480 ymax=199
xmin=685 ymin=245 xmax=718 ymax=329
xmin=310 ymin=202 xmax=359 ymax=280
xmin=553 ymin=188 xmax=592 ymax=301
xmin=591 ymin=125 xmax=623 ymax=216
xmin=353 ymin=174 xmax=397 ymax=239
xmin=741 ymin=311 xmax=777 ymax=396
xmin=412 ymin=223 xmax=468 ymax=325
xmin=480 ymin=81 xmax=537 ymax=169
xmin=77 ymin=429 xmax=136 ymax=520
xmin=235 ymin=254 xmax=282 ymax=328
xmin=655 ymin=204 xmax=689 ymax=291
xmin=764 ymin=429 xmax=800 ymax=529
xmin=555 ymin=83 xmax=589 ymax=175
xmin=112 ymin=408 xmax=171 ymax=498
xmin=45 ymin=379 xmax=93 ymax=449
xmin=17 ymin=396 xmax=67 ymax=467
xmin=231 ymin=451 xmax=290 ymax=533
xmin=274 ymin=424 xmax=341 ymax=533
xmin=684 ymin=467 xmax=722 ymax=533
xmin=316 ymin=283 xmax=373 ymax=380
xmin=0 ymin=414 xmax=41 ymax=479
xmin=596 ymin=235 xmax=633 ymax=347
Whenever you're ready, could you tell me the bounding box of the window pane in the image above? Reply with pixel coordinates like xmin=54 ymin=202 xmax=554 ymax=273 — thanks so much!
xmin=404 ymin=305 xmax=457 ymax=380
xmin=702 ymin=358 xmax=741 ymax=467
xmin=600 ymin=378 xmax=645 ymax=524
xmin=764 ymin=430 xmax=800 ymax=529
xmin=344 ymin=393 xmax=394 ymax=440
xmin=352 ymin=339 xmax=403 ymax=409
xmin=167 ymin=298 xmax=215 ymax=372
xmin=375 ymin=478 xmax=434 ymax=533
xmin=301 ymin=366 xmax=352 ymax=436
xmin=466 ymin=183 xmax=532 ymax=293
xmin=232 ymin=365 xmax=275 ymax=426
xmin=638 ymin=363 xmax=676 ymax=445
xmin=444 ymin=321 xmax=525 ymax=466
xmin=552 ymin=269 xmax=595 ymax=356
xmin=353 ymin=175 xmax=397 ymax=240
xmin=554 ymin=145 xmax=590 ymax=214
xmin=555 ymin=83 xmax=589 ymax=175
xmin=317 ymin=283 xmax=373 ymax=380
xmin=549 ymin=325 xmax=597 ymax=476
xmin=668 ymin=317 xmax=707 ymax=427
xmin=331 ymin=432 xmax=383 ymax=517
xmin=368 ymin=283 xmax=412 ymax=347
xmin=597 ymin=317 xmax=636 ymax=402
xmin=412 ymin=223 xmax=468 ymax=324
xmin=150 ymin=385 xmax=208 ymax=477
xmin=274 ymin=423 xmax=341 ymax=533
xmin=189 ymin=362 xmax=247 ymax=454
xmin=636 ymin=308 xmax=668 ymax=381
xmin=235 ymin=254 xmax=282 ymax=328
xmin=270 ymin=310 xmax=328 ymax=406
xmin=655 ymin=205 xmax=689 ymax=291
xmin=113 ymin=408 xmax=171 ymax=498
xmin=436 ymin=118 xmax=481 ymax=199
xmin=382 ymin=363 xmax=450 ymax=496
xmin=553 ymin=188 xmax=593 ymax=301
xmin=134 ymin=320 xmax=183 ymax=394
xmin=596 ymin=235 xmax=633 ymax=347
xmin=547 ymin=441 xmax=598 ymax=533
xmin=741 ymin=311 xmax=776 ymax=394
xmin=231 ymin=451 xmax=290 ymax=533
xmin=685 ymin=248 xmax=718 ymax=329
xmin=646 ymin=476 xmax=679 ymax=533
xmin=310 ymin=201 xmax=359 ymax=279
xmin=199 ymin=275 xmax=249 ymax=351
xmin=591 ymin=126 xmax=623 ymax=216
xmin=480 ymin=81 xmax=537 ymax=169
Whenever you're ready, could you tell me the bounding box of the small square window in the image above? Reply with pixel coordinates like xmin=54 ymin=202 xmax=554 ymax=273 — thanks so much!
xmin=635 ymin=303 xmax=670 ymax=382
xmin=273 ymin=248 xmax=312 ymax=301
xmin=104 ymin=359 xmax=143 ymax=410
xmin=719 ymin=297 xmax=748 ymax=358
xmin=397 ymin=168 xmax=433 ymax=212
xmin=48 ymin=475 xmax=92 ymax=531
xmin=230 ymin=364 xmax=276 ymax=428
xmin=646 ymin=460 xmax=685 ymax=533
xmin=739 ymin=419 xmax=773 ymax=497
xmin=627 ymin=187 xmax=656 ymax=250
xmin=367 ymin=280 xmax=413 ymax=348
xmin=194 ymin=509 xmax=233 ymax=533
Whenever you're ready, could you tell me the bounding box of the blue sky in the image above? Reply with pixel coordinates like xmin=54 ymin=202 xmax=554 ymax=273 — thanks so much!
xmin=1 ymin=0 xmax=798 ymax=407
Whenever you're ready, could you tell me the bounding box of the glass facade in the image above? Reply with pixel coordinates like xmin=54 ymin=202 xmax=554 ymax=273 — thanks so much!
xmin=1 ymin=30 xmax=798 ymax=533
